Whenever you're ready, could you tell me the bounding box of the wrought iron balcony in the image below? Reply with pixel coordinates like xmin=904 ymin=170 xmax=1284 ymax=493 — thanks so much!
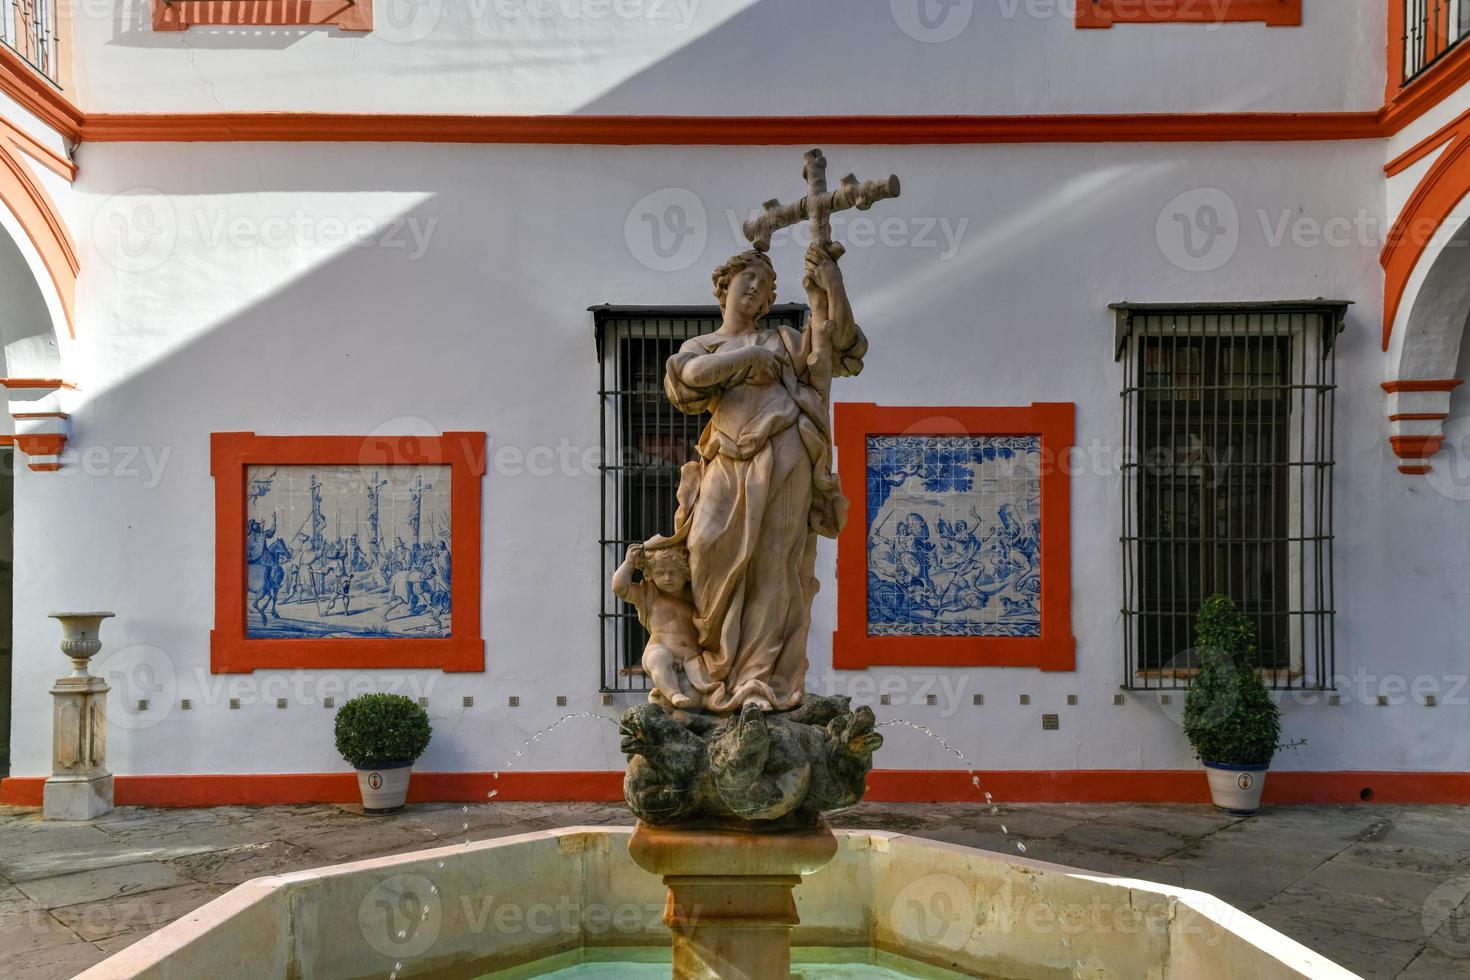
xmin=2 ymin=0 xmax=59 ymax=86
xmin=1403 ymin=0 xmax=1470 ymax=84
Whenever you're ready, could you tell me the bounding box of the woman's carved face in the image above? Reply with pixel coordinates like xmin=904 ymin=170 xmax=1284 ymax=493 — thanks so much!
xmin=726 ymin=266 xmax=773 ymax=319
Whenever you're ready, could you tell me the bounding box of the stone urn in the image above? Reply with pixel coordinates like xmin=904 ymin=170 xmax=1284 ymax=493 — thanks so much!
xmin=51 ymin=612 xmax=114 ymax=676
xmin=44 ymin=612 xmax=116 ymax=820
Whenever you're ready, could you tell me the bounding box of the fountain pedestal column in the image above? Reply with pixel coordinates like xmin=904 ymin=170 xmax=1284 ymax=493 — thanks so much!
xmin=43 ymin=612 xmax=115 ymax=821
xmin=629 ymin=821 xmax=838 ymax=980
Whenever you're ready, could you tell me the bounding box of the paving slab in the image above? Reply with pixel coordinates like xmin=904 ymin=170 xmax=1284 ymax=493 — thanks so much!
xmin=1 ymin=938 xmax=110 ymax=979
xmin=1294 ymin=860 xmax=1450 ymax=914
xmin=1052 ymin=820 xmax=1192 ymax=861
xmin=1256 ymin=883 xmax=1429 ymax=944
xmin=0 ymin=880 xmax=41 ymax=916
xmin=1244 ymin=914 xmax=1423 ymax=980
xmin=0 ymin=908 xmax=82 ymax=955
xmin=50 ymin=882 xmax=227 ymax=942
xmin=1395 ymin=946 xmax=1470 ymax=979
xmin=14 ymin=861 xmax=187 ymax=910
xmin=163 ymin=839 xmax=319 ymax=886
xmin=1157 ymin=836 xmax=1330 ymax=911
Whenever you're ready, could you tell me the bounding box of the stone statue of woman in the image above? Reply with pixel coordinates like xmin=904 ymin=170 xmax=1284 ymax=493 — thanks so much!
xmin=649 ymin=241 xmax=867 ymax=714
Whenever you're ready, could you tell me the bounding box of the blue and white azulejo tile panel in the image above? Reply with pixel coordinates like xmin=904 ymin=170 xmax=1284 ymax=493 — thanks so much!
xmin=866 ymin=435 xmax=1042 ymax=637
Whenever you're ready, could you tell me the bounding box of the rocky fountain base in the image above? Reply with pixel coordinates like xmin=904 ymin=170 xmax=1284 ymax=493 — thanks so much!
xmin=620 ymin=694 xmax=882 ymax=980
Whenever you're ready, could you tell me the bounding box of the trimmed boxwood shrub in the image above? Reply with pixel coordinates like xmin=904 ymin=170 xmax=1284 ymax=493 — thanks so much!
xmin=334 ymin=693 xmax=432 ymax=769
xmin=1183 ymin=595 xmax=1281 ymax=767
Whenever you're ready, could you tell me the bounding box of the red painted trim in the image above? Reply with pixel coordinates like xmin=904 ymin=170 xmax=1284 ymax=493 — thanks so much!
xmin=0 ymin=377 xmax=75 ymax=389
xmin=14 ymin=433 xmax=64 ymax=456
xmin=0 ymin=45 xmax=82 ymax=143
xmin=6 ymin=770 xmax=1470 ymax=807
xmin=1077 ymin=0 xmax=1301 ymax=29
xmin=210 ymin=431 xmax=486 ymax=673
xmin=26 ymin=461 xmax=59 ymax=472
xmin=1388 ymin=412 xmax=1449 ymax=421
xmin=0 ymin=141 xmax=77 ymax=337
xmin=1382 ymin=379 xmax=1464 ymax=392
xmin=1391 ymin=434 xmax=1445 ymax=458
xmin=75 ymin=112 xmax=1385 ymax=146
xmin=832 ymin=403 xmax=1075 ymax=672
xmin=1383 ymin=27 xmax=1470 ymax=135
xmin=1399 ymin=463 xmax=1433 ymax=474
xmin=152 ymin=0 xmax=373 ymax=32
xmin=11 ymin=411 xmax=67 ymax=419
xmin=1381 ymin=115 xmax=1470 ymax=350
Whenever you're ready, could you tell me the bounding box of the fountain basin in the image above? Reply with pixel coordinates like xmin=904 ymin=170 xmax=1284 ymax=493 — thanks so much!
xmin=75 ymin=826 xmax=1356 ymax=980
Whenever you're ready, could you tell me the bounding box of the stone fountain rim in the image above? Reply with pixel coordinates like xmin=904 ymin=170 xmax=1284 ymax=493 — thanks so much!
xmin=47 ymin=611 xmax=116 ymax=619
xmin=72 ymin=825 xmax=1361 ymax=980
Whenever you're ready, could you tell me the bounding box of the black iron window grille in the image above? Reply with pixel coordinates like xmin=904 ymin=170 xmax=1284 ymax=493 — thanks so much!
xmin=592 ymin=304 xmax=806 ymax=693
xmin=3 ymin=0 xmax=60 ymax=87
xmin=1115 ymin=302 xmax=1346 ymax=691
xmin=1403 ymin=0 xmax=1470 ymax=84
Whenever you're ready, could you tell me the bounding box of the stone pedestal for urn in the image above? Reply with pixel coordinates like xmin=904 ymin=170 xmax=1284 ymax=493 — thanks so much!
xmin=629 ymin=821 xmax=838 ymax=980
xmin=44 ymin=612 xmax=115 ymax=821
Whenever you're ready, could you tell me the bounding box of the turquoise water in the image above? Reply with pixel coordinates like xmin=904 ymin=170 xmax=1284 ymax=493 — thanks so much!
xmin=480 ymin=947 xmax=975 ymax=979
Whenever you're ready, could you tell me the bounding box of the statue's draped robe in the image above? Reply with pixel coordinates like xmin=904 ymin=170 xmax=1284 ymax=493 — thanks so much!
xmin=662 ymin=320 xmax=866 ymax=712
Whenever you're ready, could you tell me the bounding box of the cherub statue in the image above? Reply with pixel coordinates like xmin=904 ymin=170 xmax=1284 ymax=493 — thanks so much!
xmin=611 ymin=541 xmax=702 ymax=709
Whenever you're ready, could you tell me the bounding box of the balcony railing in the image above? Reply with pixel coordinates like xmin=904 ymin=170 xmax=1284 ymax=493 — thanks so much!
xmin=1404 ymin=0 xmax=1470 ymax=84
xmin=1 ymin=0 xmax=59 ymax=87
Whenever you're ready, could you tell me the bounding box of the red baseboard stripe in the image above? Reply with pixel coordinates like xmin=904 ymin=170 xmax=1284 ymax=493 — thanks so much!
xmin=4 ymin=770 xmax=1468 ymax=808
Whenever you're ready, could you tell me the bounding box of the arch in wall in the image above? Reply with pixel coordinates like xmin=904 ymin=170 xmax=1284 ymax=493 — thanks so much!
xmin=1382 ymin=118 xmax=1470 ymax=473
xmin=0 ymin=138 xmax=77 ymax=470
xmin=0 ymin=139 xmax=74 ymax=348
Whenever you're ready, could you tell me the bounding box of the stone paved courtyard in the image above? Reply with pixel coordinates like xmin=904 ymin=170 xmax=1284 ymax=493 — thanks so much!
xmin=1 ymin=801 xmax=1468 ymax=978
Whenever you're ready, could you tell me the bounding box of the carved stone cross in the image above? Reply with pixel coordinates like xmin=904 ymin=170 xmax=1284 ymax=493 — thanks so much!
xmin=742 ymin=148 xmax=901 ymax=257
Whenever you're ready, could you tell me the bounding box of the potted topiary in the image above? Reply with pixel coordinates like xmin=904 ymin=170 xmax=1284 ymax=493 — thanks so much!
xmin=1183 ymin=595 xmax=1282 ymax=816
xmin=334 ymin=693 xmax=432 ymax=814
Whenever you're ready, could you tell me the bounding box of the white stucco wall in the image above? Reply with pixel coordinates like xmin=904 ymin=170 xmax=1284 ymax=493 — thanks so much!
xmin=65 ymin=0 xmax=1385 ymax=115
xmin=7 ymin=133 xmax=1467 ymax=786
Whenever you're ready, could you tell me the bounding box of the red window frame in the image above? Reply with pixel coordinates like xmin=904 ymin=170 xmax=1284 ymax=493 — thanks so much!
xmin=153 ymin=0 xmax=373 ymax=32
xmin=832 ymin=403 xmax=1075 ymax=672
xmin=211 ymin=431 xmax=485 ymax=673
xmin=1076 ymin=0 xmax=1302 ymax=29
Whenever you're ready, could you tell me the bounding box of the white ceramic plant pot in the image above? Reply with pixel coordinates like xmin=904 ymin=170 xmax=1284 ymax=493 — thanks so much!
xmin=356 ymin=762 xmax=413 ymax=814
xmin=1204 ymin=762 xmax=1269 ymax=815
